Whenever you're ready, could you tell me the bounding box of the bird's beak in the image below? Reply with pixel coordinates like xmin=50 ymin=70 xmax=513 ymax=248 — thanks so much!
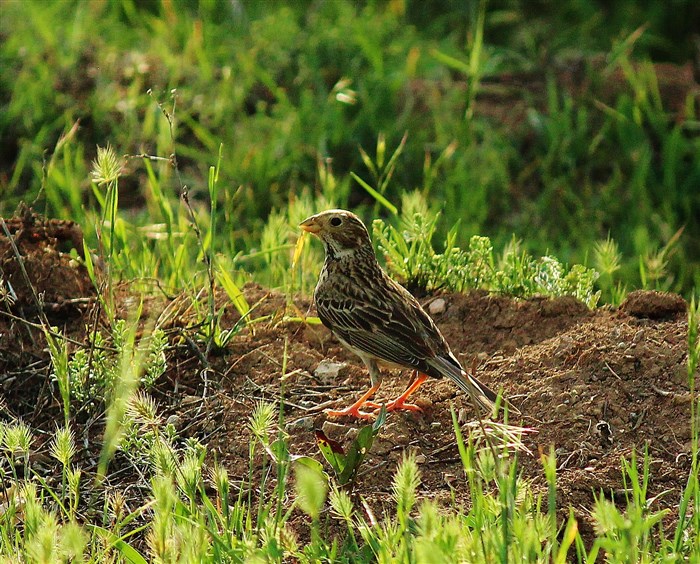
xmin=299 ymin=216 xmax=321 ymax=234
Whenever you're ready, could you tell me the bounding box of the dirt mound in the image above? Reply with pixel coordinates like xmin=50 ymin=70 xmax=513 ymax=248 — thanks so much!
xmin=0 ymin=210 xmax=95 ymax=385
xmin=0 ymin=219 xmax=693 ymax=550
xmin=619 ymin=289 xmax=688 ymax=319
xmin=199 ymin=286 xmax=691 ymax=545
xmin=0 ymin=209 xmax=93 ymax=314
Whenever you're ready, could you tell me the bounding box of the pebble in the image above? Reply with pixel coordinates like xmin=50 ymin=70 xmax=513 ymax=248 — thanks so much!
xmin=428 ymin=298 xmax=446 ymax=315
xmin=286 ymin=417 xmax=314 ymax=431
xmin=165 ymin=414 xmax=181 ymax=429
xmin=314 ymin=360 xmax=346 ymax=382
xmin=321 ymin=420 xmax=350 ymax=438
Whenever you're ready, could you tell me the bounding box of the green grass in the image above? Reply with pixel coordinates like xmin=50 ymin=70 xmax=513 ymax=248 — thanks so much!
xmin=1 ymin=0 xmax=699 ymax=296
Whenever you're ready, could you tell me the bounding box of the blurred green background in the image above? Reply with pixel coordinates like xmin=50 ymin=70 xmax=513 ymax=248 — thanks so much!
xmin=1 ymin=0 xmax=699 ymax=298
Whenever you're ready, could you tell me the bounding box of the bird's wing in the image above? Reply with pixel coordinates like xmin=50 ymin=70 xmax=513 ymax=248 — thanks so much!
xmin=316 ymin=277 xmax=446 ymax=374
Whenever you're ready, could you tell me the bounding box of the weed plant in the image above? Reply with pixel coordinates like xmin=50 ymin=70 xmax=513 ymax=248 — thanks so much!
xmin=372 ymin=191 xmax=601 ymax=306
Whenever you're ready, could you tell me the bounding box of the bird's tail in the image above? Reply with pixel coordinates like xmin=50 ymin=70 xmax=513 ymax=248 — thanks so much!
xmin=430 ymin=356 xmax=500 ymax=413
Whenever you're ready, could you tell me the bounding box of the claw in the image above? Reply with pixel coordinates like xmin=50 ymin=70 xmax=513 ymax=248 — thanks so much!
xmin=377 ymin=373 xmax=428 ymax=414
xmin=325 ymin=383 xmax=381 ymax=420
xmin=382 ymin=398 xmax=422 ymax=412
xmin=325 ymin=406 xmax=377 ymax=420
xmin=362 ymin=400 xmax=383 ymax=410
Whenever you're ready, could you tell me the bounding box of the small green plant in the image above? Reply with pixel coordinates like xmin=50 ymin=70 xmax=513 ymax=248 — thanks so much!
xmin=45 ymin=328 xmax=71 ymax=425
xmin=594 ymin=235 xmax=626 ymax=305
xmin=90 ymin=144 xmax=123 ymax=319
xmin=64 ymin=320 xmax=167 ymax=407
xmin=587 ymin=449 xmax=673 ymax=562
xmin=2 ymin=420 xmax=32 ymax=482
xmin=638 ymin=227 xmax=683 ymax=291
xmin=119 ymin=392 xmax=177 ymax=467
xmin=373 ymin=193 xmax=601 ymax=306
xmin=49 ymin=425 xmax=78 ymax=519
xmin=315 ymin=406 xmax=386 ymax=487
xmin=97 ymin=318 xmax=160 ymax=480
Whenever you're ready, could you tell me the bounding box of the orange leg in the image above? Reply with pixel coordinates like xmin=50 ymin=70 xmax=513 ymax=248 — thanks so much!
xmin=381 ymin=373 xmax=429 ymax=412
xmin=326 ymin=383 xmax=381 ymax=420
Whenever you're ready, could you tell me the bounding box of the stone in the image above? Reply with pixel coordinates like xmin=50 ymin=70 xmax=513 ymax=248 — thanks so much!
xmin=321 ymin=420 xmax=350 ymax=438
xmin=428 ymin=298 xmax=446 ymax=315
xmin=165 ymin=414 xmax=181 ymax=429
xmin=314 ymin=360 xmax=346 ymax=382
xmin=286 ymin=417 xmax=314 ymax=431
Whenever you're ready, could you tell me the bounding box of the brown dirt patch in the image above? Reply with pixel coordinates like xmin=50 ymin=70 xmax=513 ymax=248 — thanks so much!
xmin=1 ymin=211 xmax=95 ymax=388
xmin=0 ymin=210 xmax=93 ymax=315
xmin=0 ymin=214 xmax=694 ymax=552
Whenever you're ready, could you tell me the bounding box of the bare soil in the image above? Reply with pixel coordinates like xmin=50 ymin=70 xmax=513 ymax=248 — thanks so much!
xmin=0 ymin=213 xmax=694 ymax=551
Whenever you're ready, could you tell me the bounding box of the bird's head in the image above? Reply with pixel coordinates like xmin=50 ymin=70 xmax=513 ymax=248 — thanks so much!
xmin=299 ymin=209 xmax=373 ymax=259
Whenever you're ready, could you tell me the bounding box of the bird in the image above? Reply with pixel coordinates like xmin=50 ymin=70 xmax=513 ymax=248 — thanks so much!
xmin=299 ymin=209 xmax=499 ymax=419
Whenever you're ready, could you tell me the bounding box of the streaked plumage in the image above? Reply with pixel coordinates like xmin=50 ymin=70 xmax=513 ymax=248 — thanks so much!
xmin=300 ymin=209 xmax=498 ymax=419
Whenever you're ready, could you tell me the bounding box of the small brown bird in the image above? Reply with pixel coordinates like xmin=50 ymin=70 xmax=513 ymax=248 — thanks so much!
xmin=300 ymin=209 xmax=498 ymax=419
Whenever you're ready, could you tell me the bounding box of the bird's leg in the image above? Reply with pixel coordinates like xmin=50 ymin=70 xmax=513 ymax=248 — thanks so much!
xmin=380 ymin=372 xmax=429 ymax=412
xmin=359 ymin=359 xmax=384 ymax=409
xmin=326 ymin=383 xmax=381 ymax=419
xmin=326 ymin=358 xmax=383 ymax=419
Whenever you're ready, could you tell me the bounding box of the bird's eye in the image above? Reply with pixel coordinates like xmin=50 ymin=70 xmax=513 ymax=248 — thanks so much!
xmin=330 ymin=216 xmax=342 ymax=227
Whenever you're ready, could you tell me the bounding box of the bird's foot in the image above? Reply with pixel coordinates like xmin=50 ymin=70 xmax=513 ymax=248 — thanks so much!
xmin=375 ymin=373 xmax=428 ymax=413
xmin=379 ymin=398 xmax=422 ymax=413
xmin=325 ymin=405 xmax=376 ymax=420
xmin=325 ymin=384 xmax=381 ymax=420
xmin=361 ymin=400 xmax=382 ymax=410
